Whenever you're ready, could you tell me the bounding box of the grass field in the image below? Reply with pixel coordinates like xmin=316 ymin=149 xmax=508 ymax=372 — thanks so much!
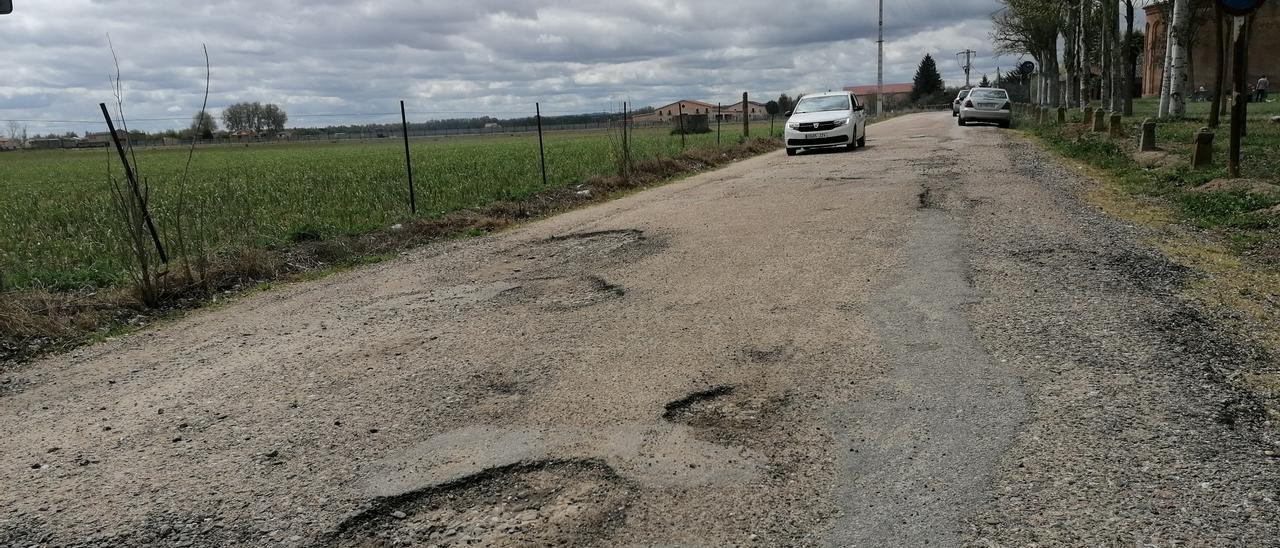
xmin=0 ymin=125 xmax=774 ymax=291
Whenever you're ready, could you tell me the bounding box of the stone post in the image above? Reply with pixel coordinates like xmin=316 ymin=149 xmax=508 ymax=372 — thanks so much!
xmin=1057 ymin=107 xmax=1066 ymax=124
xmin=1191 ymin=128 xmax=1215 ymax=169
xmin=1092 ymin=109 xmax=1106 ymax=132
xmin=1140 ymin=118 xmax=1158 ymax=151
xmin=1108 ymin=113 xmax=1124 ymax=138
xmin=1083 ymin=106 xmax=1094 ymax=126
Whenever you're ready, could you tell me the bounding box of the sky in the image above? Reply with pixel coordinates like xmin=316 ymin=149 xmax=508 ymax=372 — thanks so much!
xmin=0 ymin=0 xmax=1022 ymax=134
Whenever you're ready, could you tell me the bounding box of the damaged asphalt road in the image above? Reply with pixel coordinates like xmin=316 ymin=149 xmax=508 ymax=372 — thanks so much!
xmin=2 ymin=113 xmax=1277 ymax=547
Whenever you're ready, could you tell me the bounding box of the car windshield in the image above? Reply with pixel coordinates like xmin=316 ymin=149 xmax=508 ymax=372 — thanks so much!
xmin=794 ymin=95 xmax=850 ymax=113
xmin=969 ymin=89 xmax=1008 ymax=100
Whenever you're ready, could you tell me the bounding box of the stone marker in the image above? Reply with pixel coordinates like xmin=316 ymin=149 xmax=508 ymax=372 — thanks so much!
xmin=1109 ymin=113 xmax=1124 ymax=138
xmin=1140 ymin=118 xmax=1158 ymax=151
xmin=1191 ymin=127 xmax=1215 ymax=169
xmin=1092 ymin=109 xmax=1106 ymax=132
xmin=1057 ymin=107 xmax=1066 ymax=124
xmin=1083 ymin=106 xmax=1094 ymax=126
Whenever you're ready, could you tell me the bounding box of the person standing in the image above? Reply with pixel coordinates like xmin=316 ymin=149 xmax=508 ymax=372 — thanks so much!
xmin=1258 ymin=75 xmax=1270 ymax=102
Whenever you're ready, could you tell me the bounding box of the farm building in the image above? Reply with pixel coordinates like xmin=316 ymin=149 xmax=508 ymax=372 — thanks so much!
xmin=0 ymin=137 xmax=13 ymax=150
xmin=843 ymin=83 xmax=914 ymax=108
xmin=719 ymin=100 xmax=770 ymax=121
xmin=646 ymin=100 xmax=718 ymax=122
xmin=83 ymin=130 xmax=128 ymax=144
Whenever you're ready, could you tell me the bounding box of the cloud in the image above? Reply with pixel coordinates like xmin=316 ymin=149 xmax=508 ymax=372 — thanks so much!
xmin=0 ymin=0 xmax=1013 ymax=133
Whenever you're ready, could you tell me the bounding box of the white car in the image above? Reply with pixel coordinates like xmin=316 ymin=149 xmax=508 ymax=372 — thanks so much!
xmin=784 ymin=91 xmax=866 ymax=156
xmin=957 ymin=87 xmax=1012 ymax=128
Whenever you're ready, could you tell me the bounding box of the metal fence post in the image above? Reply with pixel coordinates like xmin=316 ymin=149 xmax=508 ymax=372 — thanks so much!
xmin=99 ymin=103 xmax=167 ymax=264
xmin=536 ymin=102 xmax=548 ymax=187
xmin=400 ymin=100 xmax=416 ymax=215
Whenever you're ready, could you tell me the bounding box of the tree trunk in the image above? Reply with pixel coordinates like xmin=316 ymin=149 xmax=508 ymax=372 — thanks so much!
xmin=1049 ymin=41 xmax=1061 ymax=107
xmin=1066 ymin=2 xmax=1080 ymax=107
xmin=1209 ymin=10 xmax=1225 ymax=128
xmin=1123 ymin=1 xmax=1135 ymax=116
xmin=1168 ymin=0 xmax=1191 ymax=117
xmin=1158 ymin=3 xmax=1176 ymax=117
xmin=1080 ymin=0 xmax=1091 ymax=107
xmin=1102 ymin=0 xmax=1113 ymax=111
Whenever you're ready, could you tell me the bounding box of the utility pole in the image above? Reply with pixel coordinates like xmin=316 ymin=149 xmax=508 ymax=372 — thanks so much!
xmin=876 ymin=0 xmax=884 ymax=117
xmin=956 ymin=49 xmax=977 ymax=87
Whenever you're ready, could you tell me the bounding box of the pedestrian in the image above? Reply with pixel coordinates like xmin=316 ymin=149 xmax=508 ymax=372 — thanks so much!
xmin=1195 ymin=85 xmax=1207 ymax=102
xmin=1258 ymin=75 xmax=1270 ymax=102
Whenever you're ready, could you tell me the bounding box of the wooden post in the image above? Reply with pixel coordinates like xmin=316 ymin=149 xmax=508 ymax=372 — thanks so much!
xmin=742 ymin=92 xmax=750 ymax=138
xmin=99 ymin=103 xmax=167 ymax=264
xmin=1228 ymin=16 xmax=1246 ymax=177
xmin=678 ymin=102 xmax=686 ymax=149
xmin=400 ymin=100 xmax=416 ymax=214
xmin=536 ymin=102 xmax=548 ymax=186
xmin=717 ymin=103 xmax=722 ymax=146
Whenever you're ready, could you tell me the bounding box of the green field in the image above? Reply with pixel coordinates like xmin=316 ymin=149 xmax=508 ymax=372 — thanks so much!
xmin=1 ymin=126 xmax=775 ymax=291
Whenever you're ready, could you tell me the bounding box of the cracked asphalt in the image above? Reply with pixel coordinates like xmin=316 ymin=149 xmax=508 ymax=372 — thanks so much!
xmin=2 ymin=112 xmax=1276 ymax=547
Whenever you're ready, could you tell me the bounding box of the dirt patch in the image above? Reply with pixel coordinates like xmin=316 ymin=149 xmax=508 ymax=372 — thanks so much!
xmin=327 ymin=459 xmax=630 ymax=548
xmin=1009 ymin=244 xmax=1193 ymax=291
xmin=918 ymin=187 xmax=938 ymax=209
xmin=1192 ymin=178 xmax=1280 ymax=195
xmin=739 ymin=345 xmax=790 ymax=363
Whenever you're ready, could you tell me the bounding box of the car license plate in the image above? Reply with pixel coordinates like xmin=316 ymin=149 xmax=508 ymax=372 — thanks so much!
xmin=806 ymin=132 xmax=828 ymax=139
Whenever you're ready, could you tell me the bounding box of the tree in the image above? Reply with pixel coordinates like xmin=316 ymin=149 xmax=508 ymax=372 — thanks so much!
xmin=5 ymin=120 xmax=26 ymax=145
xmin=765 ymin=101 xmax=780 ymax=116
xmin=979 ymin=74 xmax=991 ymax=87
xmin=190 ymin=110 xmax=217 ymax=138
xmin=991 ymin=0 xmax=1061 ymax=106
xmin=221 ymin=101 xmax=288 ymax=133
xmin=777 ymin=93 xmax=794 ymax=114
xmin=910 ymin=54 xmax=945 ymax=103
xmin=1166 ymin=0 xmax=1191 ymax=117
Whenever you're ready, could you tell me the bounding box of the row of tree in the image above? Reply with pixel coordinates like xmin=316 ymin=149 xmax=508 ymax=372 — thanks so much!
xmin=992 ymin=0 xmax=1253 ymax=124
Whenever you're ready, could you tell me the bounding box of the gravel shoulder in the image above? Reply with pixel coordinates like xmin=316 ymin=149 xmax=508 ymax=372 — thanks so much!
xmin=1 ymin=113 xmax=1276 ymax=547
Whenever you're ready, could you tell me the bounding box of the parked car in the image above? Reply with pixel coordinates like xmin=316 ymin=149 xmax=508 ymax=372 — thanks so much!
xmin=952 ymin=89 xmax=970 ymax=117
xmin=957 ymin=88 xmax=1012 ymax=128
xmin=783 ymin=91 xmax=866 ymax=156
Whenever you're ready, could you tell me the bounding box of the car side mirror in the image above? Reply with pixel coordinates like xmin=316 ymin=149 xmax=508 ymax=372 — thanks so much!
xmin=853 ymin=105 xmax=864 ymax=112
xmin=783 ymin=111 xmax=792 ymax=116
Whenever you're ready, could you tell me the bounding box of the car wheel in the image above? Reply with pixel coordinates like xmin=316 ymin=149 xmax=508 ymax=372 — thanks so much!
xmin=998 ymin=120 xmax=1011 ymax=129
xmin=957 ymin=117 xmax=966 ymax=126
xmin=857 ymin=129 xmax=866 ymax=148
xmin=786 ymin=148 xmax=797 ymax=156
xmin=952 ymin=110 xmax=958 ymax=117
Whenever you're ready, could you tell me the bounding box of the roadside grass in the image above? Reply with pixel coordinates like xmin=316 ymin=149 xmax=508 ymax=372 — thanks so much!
xmin=1016 ymin=97 xmax=1280 ymax=421
xmin=0 ymin=129 xmax=780 ymax=363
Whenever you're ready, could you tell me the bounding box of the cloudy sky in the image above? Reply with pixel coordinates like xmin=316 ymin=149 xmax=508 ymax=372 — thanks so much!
xmin=1 ymin=0 xmax=1021 ymax=134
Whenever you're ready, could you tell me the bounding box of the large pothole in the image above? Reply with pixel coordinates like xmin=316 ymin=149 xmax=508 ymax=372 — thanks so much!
xmin=496 ymin=275 xmax=626 ymax=311
xmin=662 ymin=385 xmax=790 ymax=443
xmin=506 ymin=229 xmax=663 ymax=277
xmin=328 ymin=459 xmax=630 ymax=548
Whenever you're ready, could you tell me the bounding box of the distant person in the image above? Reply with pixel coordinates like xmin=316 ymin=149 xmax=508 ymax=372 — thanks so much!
xmin=1195 ymin=85 xmax=1207 ymax=102
xmin=1258 ymin=75 xmax=1270 ymax=102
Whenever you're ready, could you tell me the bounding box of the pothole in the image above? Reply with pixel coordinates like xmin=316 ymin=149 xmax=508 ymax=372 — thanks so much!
xmin=497 ymin=275 xmax=626 ymax=311
xmin=510 ymin=229 xmax=661 ymax=277
xmin=918 ymin=186 xmax=939 ymax=209
xmin=739 ymin=345 xmax=789 ymax=363
xmin=662 ymin=385 xmax=790 ymax=442
xmin=328 ymin=459 xmax=630 ymax=548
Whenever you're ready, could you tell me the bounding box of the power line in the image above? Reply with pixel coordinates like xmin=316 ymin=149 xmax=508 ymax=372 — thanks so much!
xmin=956 ymin=49 xmax=977 ymax=87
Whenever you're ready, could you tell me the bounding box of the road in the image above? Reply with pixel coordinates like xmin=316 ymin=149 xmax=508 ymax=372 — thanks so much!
xmin=2 ymin=112 xmax=1277 ymax=547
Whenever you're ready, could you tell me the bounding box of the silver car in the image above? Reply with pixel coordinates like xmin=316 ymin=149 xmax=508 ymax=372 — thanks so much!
xmin=951 ymin=89 xmax=969 ymax=117
xmin=957 ymin=88 xmax=1012 ymax=128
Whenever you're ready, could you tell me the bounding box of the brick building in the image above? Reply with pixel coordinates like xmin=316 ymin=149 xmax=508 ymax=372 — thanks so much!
xmin=1143 ymin=2 xmax=1279 ymax=97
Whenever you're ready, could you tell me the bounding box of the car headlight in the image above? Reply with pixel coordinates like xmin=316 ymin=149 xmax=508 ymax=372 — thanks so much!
xmin=832 ymin=119 xmax=847 ymax=127
xmin=787 ymin=122 xmax=801 ymax=129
